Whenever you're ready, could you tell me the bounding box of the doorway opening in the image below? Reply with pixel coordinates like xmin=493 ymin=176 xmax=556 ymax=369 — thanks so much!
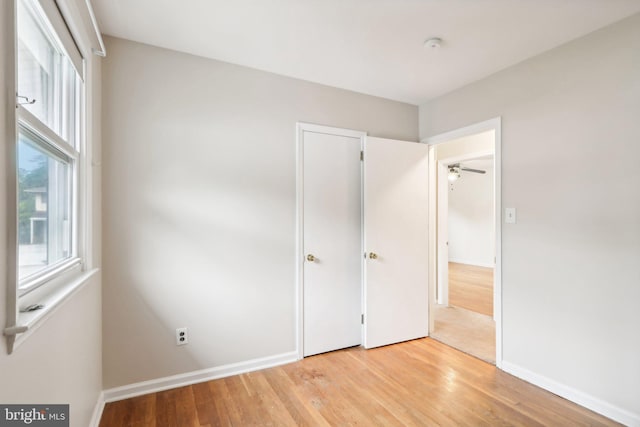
xmin=425 ymin=118 xmax=502 ymax=367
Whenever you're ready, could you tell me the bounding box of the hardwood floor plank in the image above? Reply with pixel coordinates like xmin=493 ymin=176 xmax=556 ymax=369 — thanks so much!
xmin=208 ymin=377 xmax=239 ymax=426
xmin=264 ymin=363 xmax=330 ymax=426
xmin=325 ymin=351 xmax=408 ymax=426
xmin=365 ymin=345 xmax=492 ymax=426
xmin=247 ymin=371 xmax=299 ymax=426
xmin=432 ymin=262 xmax=495 ymax=363
xmin=99 ymin=338 xmax=621 ymax=427
xmin=449 ymin=262 xmax=493 ymax=316
xmin=154 ymin=389 xmax=176 ymax=427
xmin=312 ymin=351 xmax=394 ymax=425
xmin=173 ymin=386 xmax=198 ymax=427
xmin=221 ymin=377 xmax=251 ymax=425
xmin=286 ymin=359 xmax=354 ymax=425
xmin=98 ymin=400 xmax=116 ymax=427
xmin=191 ymin=381 xmax=217 ymax=426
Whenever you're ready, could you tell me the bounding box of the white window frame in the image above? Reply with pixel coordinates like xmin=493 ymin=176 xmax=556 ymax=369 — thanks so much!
xmin=17 ymin=107 xmax=81 ymax=294
xmin=3 ymin=0 xmax=100 ymax=354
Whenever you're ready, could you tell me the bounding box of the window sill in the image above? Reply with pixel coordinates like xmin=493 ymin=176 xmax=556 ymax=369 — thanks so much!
xmin=4 ymin=268 xmax=99 ymax=354
xmin=18 ymin=257 xmax=83 ymax=297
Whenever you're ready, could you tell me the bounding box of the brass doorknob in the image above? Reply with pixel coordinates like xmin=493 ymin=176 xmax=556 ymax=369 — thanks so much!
xmin=306 ymin=254 xmax=316 ymax=262
xmin=368 ymin=252 xmax=378 ymax=260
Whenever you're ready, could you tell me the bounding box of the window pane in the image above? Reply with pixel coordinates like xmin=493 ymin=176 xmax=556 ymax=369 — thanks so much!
xmin=17 ymin=0 xmax=56 ymax=129
xmin=17 ymin=0 xmax=80 ymax=146
xmin=18 ymin=130 xmax=72 ymax=283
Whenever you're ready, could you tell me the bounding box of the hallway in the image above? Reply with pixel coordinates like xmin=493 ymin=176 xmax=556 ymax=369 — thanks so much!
xmin=432 ymin=262 xmax=495 ymax=363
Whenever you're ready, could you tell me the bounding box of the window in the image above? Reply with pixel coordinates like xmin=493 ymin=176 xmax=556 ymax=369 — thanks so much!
xmin=16 ymin=0 xmax=82 ymax=292
xmin=5 ymin=0 xmax=103 ymax=354
xmin=18 ymin=127 xmax=73 ymax=283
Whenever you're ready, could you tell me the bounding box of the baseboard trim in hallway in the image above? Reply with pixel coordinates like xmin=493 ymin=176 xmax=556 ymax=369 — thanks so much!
xmin=102 ymin=351 xmax=298 ymax=403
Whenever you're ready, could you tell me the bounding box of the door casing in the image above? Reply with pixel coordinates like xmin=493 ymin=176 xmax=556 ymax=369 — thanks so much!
xmin=423 ymin=117 xmax=503 ymax=368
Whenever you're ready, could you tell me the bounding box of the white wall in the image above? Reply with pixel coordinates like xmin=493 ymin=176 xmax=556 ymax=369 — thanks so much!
xmin=435 ymin=130 xmax=494 ymax=159
xmin=420 ymin=12 xmax=640 ymax=424
xmin=101 ymin=36 xmax=418 ymax=389
xmin=448 ymin=160 xmax=494 ymax=267
xmin=0 ymin=3 xmax=103 ymax=426
xmin=434 ymin=131 xmax=495 ymax=268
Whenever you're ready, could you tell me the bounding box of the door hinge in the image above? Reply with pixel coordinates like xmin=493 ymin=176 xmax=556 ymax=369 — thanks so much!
xmin=360 ymin=151 xmax=364 ymax=161
xmin=361 ymin=314 xmax=364 ymax=324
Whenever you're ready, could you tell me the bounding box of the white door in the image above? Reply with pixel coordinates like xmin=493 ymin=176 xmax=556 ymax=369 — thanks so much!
xmin=363 ymin=137 xmax=429 ymax=349
xmin=302 ymin=129 xmax=362 ymax=357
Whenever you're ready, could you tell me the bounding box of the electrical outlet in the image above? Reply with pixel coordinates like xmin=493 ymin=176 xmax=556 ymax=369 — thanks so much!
xmin=176 ymin=327 xmax=188 ymax=346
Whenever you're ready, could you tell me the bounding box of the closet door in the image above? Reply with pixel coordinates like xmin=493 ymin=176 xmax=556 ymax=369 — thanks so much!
xmin=363 ymin=137 xmax=429 ymax=349
xmin=302 ymin=128 xmax=363 ymax=357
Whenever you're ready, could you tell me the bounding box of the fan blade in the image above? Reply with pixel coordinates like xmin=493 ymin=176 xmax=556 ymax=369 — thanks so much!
xmin=460 ymin=167 xmax=486 ymax=174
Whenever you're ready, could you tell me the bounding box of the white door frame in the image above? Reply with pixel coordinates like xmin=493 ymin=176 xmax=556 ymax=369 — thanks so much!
xmin=436 ymin=161 xmax=449 ymax=306
xmin=423 ymin=117 xmax=503 ymax=368
xmin=436 ymin=149 xmax=494 ymax=307
xmin=295 ymin=122 xmax=366 ymax=360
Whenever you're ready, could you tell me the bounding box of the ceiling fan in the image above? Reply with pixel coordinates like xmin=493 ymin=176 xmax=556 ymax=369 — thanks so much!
xmin=447 ymin=163 xmax=486 ymax=181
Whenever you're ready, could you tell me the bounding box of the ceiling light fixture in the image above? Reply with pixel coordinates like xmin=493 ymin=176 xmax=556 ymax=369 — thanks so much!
xmin=448 ymin=165 xmax=460 ymax=182
xmin=424 ymin=37 xmax=442 ymax=49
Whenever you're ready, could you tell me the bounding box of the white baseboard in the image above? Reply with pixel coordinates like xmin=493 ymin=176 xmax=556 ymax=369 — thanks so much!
xmin=501 ymin=361 xmax=640 ymax=427
xmin=103 ymin=351 xmax=298 ymax=403
xmin=89 ymin=391 xmax=105 ymax=427
xmin=448 ymin=258 xmax=494 ymax=268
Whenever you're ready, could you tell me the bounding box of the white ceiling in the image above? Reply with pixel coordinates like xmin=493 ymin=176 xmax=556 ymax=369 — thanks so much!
xmin=92 ymin=0 xmax=640 ymax=105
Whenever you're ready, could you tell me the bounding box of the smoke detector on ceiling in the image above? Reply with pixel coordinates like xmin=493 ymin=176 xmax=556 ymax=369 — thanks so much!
xmin=424 ymin=37 xmax=442 ymax=49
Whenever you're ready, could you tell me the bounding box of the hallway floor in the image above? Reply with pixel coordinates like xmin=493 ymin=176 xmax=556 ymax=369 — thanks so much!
xmin=432 ymin=262 xmax=495 ymax=363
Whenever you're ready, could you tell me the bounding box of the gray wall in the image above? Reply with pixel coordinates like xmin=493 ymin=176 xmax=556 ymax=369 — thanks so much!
xmin=0 ymin=3 xmax=103 ymax=426
xmin=101 ymin=36 xmax=418 ymax=388
xmin=421 ymin=13 xmax=640 ymax=419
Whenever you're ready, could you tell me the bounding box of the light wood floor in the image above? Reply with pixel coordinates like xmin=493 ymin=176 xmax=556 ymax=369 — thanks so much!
xmin=431 ymin=305 xmax=496 ymax=364
xmin=99 ymin=338 xmax=619 ymax=427
xmin=432 ymin=262 xmax=495 ymax=363
xmin=449 ymin=262 xmax=493 ymax=316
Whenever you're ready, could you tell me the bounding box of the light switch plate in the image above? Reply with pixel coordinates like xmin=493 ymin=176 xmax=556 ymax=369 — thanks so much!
xmin=505 ymin=208 xmax=516 ymax=224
